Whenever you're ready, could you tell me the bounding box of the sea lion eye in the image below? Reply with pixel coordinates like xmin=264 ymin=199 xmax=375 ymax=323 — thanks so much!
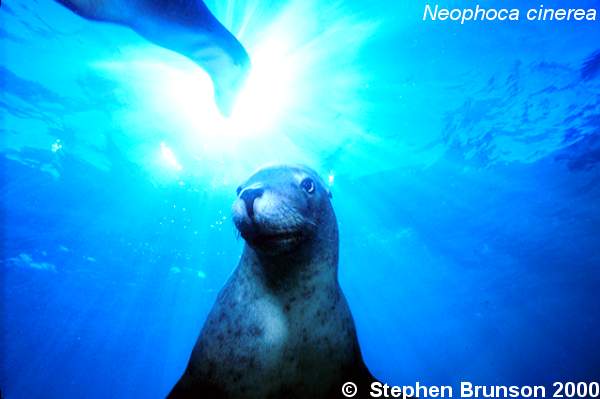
xmin=300 ymin=178 xmax=315 ymax=194
xmin=236 ymin=186 xmax=242 ymax=196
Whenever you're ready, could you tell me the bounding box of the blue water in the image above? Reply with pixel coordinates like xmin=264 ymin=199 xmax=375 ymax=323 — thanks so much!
xmin=2 ymin=0 xmax=600 ymax=397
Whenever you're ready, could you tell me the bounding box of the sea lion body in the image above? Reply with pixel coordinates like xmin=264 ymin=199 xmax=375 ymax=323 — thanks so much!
xmin=169 ymin=165 xmax=375 ymax=398
xmin=55 ymin=0 xmax=250 ymax=115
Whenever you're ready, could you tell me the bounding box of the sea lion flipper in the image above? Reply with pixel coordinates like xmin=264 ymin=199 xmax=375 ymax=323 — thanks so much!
xmin=55 ymin=0 xmax=250 ymax=115
xmin=185 ymin=24 xmax=250 ymax=116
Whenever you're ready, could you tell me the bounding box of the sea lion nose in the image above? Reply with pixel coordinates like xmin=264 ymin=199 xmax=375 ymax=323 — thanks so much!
xmin=240 ymin=187 xmax=264 ymax=219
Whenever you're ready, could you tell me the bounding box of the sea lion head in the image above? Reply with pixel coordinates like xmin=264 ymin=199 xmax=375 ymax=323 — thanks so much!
xmin=232 ymin=165 xmax=335 ymax=256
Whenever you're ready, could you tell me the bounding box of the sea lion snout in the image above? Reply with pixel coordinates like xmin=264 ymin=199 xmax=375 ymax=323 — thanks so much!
xmin=232 ymin=187 xmax=308 ymax=249
xmin=239 ymin=187 xmax=264 ymax=219
xmin=231 ymin=165 xmax=329 ymax=252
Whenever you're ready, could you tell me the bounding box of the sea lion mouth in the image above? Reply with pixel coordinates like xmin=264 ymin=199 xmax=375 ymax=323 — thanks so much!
xmin=255 ymin=230 xmax=304 ymax=244
xmin=240 ymin=227 xmax=306 ymax=248
xmin=232 ymin=191 xmax=313 ymax=251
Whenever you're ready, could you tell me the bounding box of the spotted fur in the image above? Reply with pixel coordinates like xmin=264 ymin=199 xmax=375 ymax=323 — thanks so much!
xmin=169 ymin=165 xmax=376 ymax=398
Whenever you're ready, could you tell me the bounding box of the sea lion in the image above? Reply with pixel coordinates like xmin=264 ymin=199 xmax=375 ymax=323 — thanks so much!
xmin=55 ymin=0 xmax=250 ymax=115
xmin=169 ymin=165 xmax=377 ymax=398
